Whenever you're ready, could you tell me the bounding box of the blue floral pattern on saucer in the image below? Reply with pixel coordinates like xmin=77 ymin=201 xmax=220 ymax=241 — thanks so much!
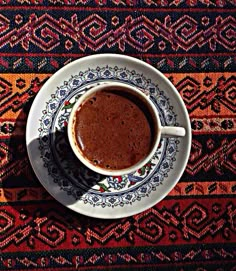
xmin=38 ymin=65 xmax=179 ymax=208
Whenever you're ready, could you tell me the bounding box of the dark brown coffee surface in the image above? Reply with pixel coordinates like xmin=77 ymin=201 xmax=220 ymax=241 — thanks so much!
xmin=73 ymin=89 xmax=156 ymax=170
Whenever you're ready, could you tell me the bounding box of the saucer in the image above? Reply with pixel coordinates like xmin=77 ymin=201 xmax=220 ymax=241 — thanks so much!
xmin=26 ymin=54 xmax=191 ymax=219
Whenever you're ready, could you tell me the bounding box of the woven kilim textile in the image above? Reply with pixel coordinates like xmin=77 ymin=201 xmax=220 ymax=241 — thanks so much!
xmin=0 ymin=1 xmax=236 ymax=270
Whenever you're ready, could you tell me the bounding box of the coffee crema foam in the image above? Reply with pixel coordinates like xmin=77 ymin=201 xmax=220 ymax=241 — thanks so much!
xmin=73 ymin=89 xmax=156 ymax=170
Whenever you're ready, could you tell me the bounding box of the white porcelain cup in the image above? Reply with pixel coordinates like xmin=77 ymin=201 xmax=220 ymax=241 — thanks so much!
xmin=68 ymin=82 xmax=185 ymax=176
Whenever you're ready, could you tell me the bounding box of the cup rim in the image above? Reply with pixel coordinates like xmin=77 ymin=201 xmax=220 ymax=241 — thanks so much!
xmin=67 ymin=82 xmax=161 ymax=176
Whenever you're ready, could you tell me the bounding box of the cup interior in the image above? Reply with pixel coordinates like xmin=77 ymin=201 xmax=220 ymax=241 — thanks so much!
xmin=68 ymin=82 xmax=161 ymax=176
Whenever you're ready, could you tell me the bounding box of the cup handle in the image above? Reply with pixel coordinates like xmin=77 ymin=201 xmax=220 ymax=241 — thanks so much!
xmin=161 ymin=126 xmax=186 ymax=137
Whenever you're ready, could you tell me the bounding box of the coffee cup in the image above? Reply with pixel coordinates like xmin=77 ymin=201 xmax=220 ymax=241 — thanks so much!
xmin=68 ymin=82 xmax=185 ymax=176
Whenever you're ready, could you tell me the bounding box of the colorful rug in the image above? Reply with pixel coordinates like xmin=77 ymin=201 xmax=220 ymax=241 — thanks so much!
xmin=0 ymin=1 xmax=235 ymax=270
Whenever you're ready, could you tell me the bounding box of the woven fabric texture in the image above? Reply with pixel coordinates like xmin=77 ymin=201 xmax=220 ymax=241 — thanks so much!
xmin=0 ymin=1 xmax=235 ymax=270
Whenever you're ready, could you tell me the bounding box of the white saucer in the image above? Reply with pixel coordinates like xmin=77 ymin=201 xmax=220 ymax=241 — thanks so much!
xmin=26 ymin=54 xmax=191 ymax=219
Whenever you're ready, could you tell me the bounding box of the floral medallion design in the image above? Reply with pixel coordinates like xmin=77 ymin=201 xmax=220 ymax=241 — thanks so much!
xmin=38 ymin=66 xmax=179 ymax=208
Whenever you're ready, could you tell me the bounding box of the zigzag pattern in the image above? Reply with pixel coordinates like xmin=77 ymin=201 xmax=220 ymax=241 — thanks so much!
xmin=0 ymin=74 xmax=235 ymax=117
xmin=0 ymin=75 xmax=48 ymax=117
xmin=0 ymin=13 xmax=235 ymax=53
xmin=187 ymin=138 xmax=236 ymax=176
xmin=0 ymin=2 xmax=235 ymax=270
xmin=1 ymin=0 xmax=236 ymax=7
xmin=0 ymin=55 xmax=235 ymax=73
xmin=175 ymin=75 xmax=236 ymax=114
xmin=171 ymin=181 xmax=236 ymax=196
xmin=1 ymin=246 xmax=235 ymax=270
xmin=0 ymin=73 xmax=235 ymax=183
xmin=0 ymin=201 xmax=235 ymax=251
xmin=1 ymin=181 xmax=235 ymax=203
xmin=1 ymin=135 xmax=235 ymax=183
